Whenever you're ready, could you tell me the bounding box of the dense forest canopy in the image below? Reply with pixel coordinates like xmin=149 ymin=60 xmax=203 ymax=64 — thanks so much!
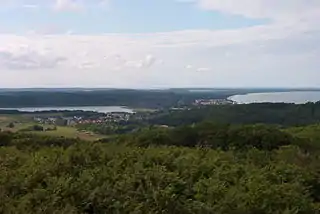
xmin=0 ymin=89 xmax=231 ymax=108
xmin=150 ymin=102 xmax=320 ymax=126
xmin=1 ymin=130 xmax=320 ymax=213
xmin=117 ymin=123 xmax=299 ymax=150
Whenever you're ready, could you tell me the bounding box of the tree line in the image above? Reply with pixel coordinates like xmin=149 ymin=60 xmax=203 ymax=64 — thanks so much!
xmin=117 ymin=122 xmax=310 ymax=151
xmin=0 ymin=89 xmax=234 ymax=108
xmin=150 ymin=102 xmax=320 ymax=126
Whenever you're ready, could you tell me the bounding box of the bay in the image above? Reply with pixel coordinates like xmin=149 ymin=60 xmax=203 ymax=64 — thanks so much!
xmin=229 ymin=91 xmax=320 ymax=104
xmin=0 ymin=106 xmax=134 ymax=113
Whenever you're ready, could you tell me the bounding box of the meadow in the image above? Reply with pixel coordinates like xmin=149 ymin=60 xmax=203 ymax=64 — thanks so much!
xmin=0 ymin=114 xmax=105 ymax=141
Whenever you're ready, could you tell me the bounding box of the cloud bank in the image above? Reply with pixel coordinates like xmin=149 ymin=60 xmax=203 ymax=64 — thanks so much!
xmin=0 ymin=0 xmax=319 ymax=88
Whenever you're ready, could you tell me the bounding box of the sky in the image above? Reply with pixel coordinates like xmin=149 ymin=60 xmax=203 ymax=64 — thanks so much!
xmin=0 ymin=0 xmax=319 ymax=88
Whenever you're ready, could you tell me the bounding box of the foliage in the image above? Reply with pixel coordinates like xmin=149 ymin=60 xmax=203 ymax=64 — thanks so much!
xmin=0 ymin=132 xmax=80 ymax=150
xmin=2 ymin=102 xmax=320 ymax=213
xmin=33 ymin=125 xmax=44 ymax=131
xmin=77 ymin=123 xmax=140 ymax=135
xmin=120 ymin=123 xmax=298 ymax=151
xmin=0 ymin=131 xmax=13 ymax=146
xmin=150 ymin=102 xmax=320 ymax=126
xmin=0 ymin=139 xmax=320 ymax=213
xmin=286 ymin=124 xmax=320 ymax=151
xmin=0 ymin=89 xmax=239 ymax=108
xmin=20 ymin=125 xmax=45 ymax=132
xmin=7 ymin=122 xmax=15 ymax=128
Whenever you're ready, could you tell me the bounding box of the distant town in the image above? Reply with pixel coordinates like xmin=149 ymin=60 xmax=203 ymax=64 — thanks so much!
xmin=0 ymin=97 xmax=238 ymax=139
xmin=193 ymin=99 xmax=237 ymax=106
xmin=30 ymin=98 xmax=237 ymax=127
xmin=33 ymin=112 xmax=132 ymax=126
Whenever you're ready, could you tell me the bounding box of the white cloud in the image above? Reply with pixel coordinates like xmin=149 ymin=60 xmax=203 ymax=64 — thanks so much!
xmin=22 ymin=4 xmax=39 ymax=9
xmin=196 ymin=67 xmax=211 ymax=72
xmin=141 ymin=54 xmax=156 ymax=68
xmin=0 ymin=0 xmax=108 ymax=11
xmin=0 ymin=23 xmax=319 ymax=88
xmin=52 ymin=0 xmax=113 ymax=12
xmin=0 ymin=0 xmax=320 ymax=87
xmin=116 ymin=54 xmax=162 ymax=69
xmin=54 ymin=0 xmax=83 ymax=12
xmin=0 ymin=45 xmax=67 ymax=70
xmin=192 ymin=0 xmax=320 ymax=21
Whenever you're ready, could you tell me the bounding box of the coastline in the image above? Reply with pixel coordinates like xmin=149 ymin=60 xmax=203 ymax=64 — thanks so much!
xmin=228 ymin=91 xmax=320 ymax=104
xmin=0 ymin=106 xmax=134 ymax=114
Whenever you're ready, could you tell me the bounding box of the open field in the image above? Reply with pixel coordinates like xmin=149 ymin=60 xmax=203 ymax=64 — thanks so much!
xmin=0 ymin=115 xmax=30 ymax=131
xmin=29 ymin=126 xmax=106 ymax=141
xmin=132 ymin=108 xmax=157 ymax=113
xmin=0 ymin=114 xmax=106 ymax=141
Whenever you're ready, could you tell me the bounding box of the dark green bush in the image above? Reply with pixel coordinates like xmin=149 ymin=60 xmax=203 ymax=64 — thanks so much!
xmin=1 ymin=143 xmax=320 ymax=213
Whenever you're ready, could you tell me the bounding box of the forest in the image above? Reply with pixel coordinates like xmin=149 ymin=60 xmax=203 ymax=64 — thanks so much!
xmin=0 ymin=89 xmax=237 ymax=108
xmin=149 ymin=102 xmax=320 ymax=126
xmin=73 ymin=102 xmax=320 ymax=137
xmin=2 ymin=116 xmax=320 ymax=213
xmin=2 ymin=102 xmax=320 ymax=213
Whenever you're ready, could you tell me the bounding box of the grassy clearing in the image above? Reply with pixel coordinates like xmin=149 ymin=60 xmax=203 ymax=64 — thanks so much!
xmin=132 ymin=108 xmax=157 ymax=113
xmin=0 ymin=115 xmax=30 ymax=131
xmin=0 ymin=114 xmax=106 ymax=141
xmin=29 ymin=126 xmax=105 ymax=141
xmin=0 ymin=115 xmax=17 ymax=125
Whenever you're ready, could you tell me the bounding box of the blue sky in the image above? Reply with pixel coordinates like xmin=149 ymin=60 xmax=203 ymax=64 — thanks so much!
xmin=0 ymin=0 xmax=268 ymax=34
xmin=0 ymin=0 xmax=319 ymax=88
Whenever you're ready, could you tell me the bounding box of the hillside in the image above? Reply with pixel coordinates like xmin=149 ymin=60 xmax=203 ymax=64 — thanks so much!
xmin=1 ymin=121 xmax=320 ymax=213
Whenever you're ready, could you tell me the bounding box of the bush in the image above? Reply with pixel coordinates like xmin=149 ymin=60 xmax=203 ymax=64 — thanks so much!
xmin=121 ymin=123 xmax=297 ymax=151
xmin=0 ymin=131 xmax=13 ymax=146
xmin=0 ymin=143 xmax=319 ymax=213
xmin=7 ymin=122 xmax=15 ymax=128
xmin=33 ymin=125 xmax=44 ymax=131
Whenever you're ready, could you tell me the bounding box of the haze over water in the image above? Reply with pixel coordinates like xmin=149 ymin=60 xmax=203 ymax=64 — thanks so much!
xmin=230 ymin=91 xmax=320 ymax=104
xmin=0 ymin=106 xmax=134 ymax=113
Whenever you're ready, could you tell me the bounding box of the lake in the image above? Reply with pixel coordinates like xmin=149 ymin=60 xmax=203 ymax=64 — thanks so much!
xmin=0 ymin=106 xmax=134 ymax=113
xmin=229 ymin=91 xmax=320 ymax=104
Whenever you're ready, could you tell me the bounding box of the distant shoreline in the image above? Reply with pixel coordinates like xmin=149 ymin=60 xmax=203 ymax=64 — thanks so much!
xmin=1 ymin=87 xmax=320 ymax=90
xmin=228 ymin=91 xmax=320 ymax=104
xmin=0 ymin=106 xmax=134 ymax=114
